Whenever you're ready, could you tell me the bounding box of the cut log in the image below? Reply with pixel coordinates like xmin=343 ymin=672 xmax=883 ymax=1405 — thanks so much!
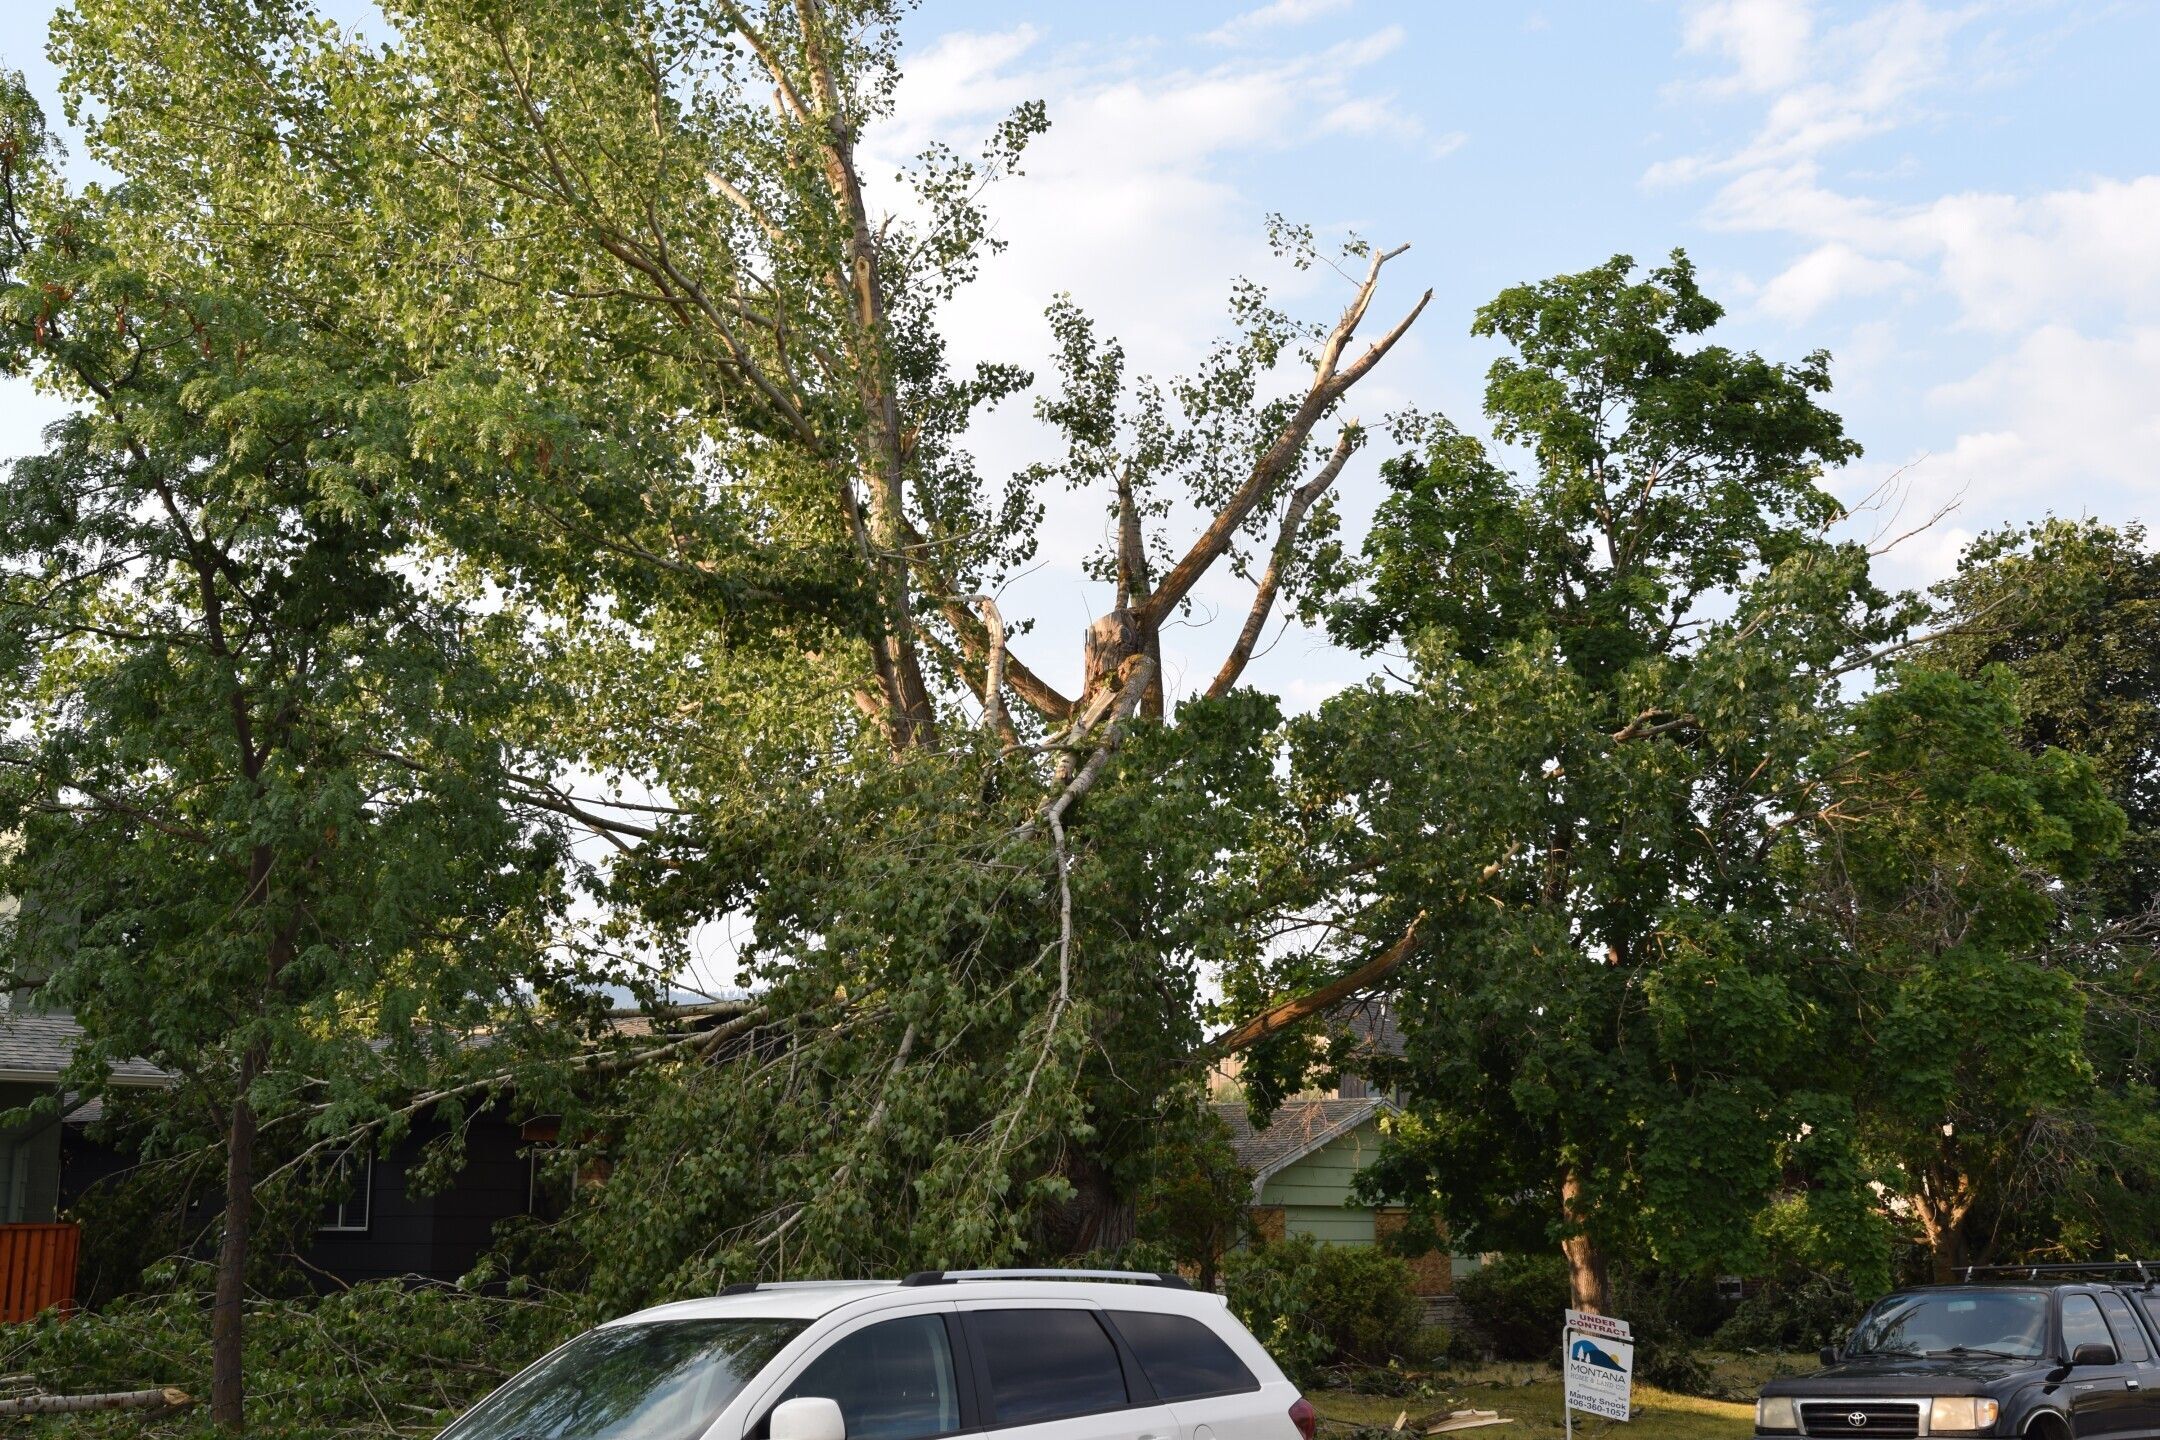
xmin=0 ymin=1386 xmax=191 ymax=1415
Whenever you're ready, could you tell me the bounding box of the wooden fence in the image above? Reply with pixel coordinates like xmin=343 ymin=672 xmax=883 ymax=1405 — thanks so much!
xmin=0 ymin=1223 xmax=79 ymax=1323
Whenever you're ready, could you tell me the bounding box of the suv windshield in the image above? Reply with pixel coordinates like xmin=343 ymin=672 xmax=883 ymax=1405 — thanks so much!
xmin=439 ymin=1318 xmax=805 ymax=1440
xmin=1846 ymin=1292 xmax=2051 ymax=1360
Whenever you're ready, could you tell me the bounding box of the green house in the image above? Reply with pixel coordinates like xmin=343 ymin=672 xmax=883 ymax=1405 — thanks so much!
xmin=1216 ymin=1096 xmax=1394 ymax=1245
xmin=1213 ymin=1095 xmax=1474 ymax=1296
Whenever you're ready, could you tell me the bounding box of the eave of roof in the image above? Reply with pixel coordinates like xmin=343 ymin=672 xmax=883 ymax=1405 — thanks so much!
xmin=1214 ymin=1095 xmax=1397 ymax=1201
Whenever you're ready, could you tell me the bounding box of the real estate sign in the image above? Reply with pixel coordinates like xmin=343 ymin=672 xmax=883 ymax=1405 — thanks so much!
xmin=1563 ymin=1310 xmax=1634 ymax=1424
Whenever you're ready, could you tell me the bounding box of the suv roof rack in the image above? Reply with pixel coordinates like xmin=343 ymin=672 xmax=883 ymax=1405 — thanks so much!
xmin=900 ymin=1268 xmax=1192 ymax=1290
xmin=717 ymin=1280 xmax=889 ymax=1296
xmin=1960 ymin=1262 xmax=2155 ymax=1285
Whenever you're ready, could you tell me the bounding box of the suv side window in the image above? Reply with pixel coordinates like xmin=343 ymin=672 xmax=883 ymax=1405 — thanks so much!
xmin=964 ymin=1309 xmax=1130 ymax=1427
xmin=763 ymin=1315 xmax=961 ymax=1440
xmin=2097 ymin=1294 xmax=2152 ymax=1362
xmin=2062 ymin=1295 xmax=2117 ymax=1358
xmin=1107 ymin=1311 xmax=1260 ymax=1402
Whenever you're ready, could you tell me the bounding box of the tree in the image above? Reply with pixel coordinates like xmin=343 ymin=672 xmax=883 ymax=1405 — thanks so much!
xmin=1284 ymin=253 xmax=1910 ymax=1310
xmin=1925 ymin=519 xmax=2160 ymax=920
xmin=0 ymin=77 xmax=592 ymax=1428
xmin=1812 ymin=665 xmax=2125 ymax=1280
xmin=1902 ymin=521 xmax=2160 ymax=1265
xmin=41 ymin=0 xmax=1430 ymax=1297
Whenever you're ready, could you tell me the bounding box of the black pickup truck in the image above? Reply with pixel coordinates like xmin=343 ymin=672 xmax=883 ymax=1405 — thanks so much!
xmin=1756 ymin=1272 xmax=2160 ymax=1439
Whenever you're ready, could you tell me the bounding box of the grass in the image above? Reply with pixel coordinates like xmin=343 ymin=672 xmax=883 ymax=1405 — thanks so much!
xmin=1310 ymin=1353 xmax=1821 ymax=1439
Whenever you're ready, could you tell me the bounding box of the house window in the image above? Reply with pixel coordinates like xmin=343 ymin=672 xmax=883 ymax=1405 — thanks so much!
xmin=317 ymin=1151 xmax=372 ymax=1233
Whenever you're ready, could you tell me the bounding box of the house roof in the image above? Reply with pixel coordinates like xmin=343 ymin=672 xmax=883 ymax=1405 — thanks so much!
xmin=1333 ymin=996 xmax=1404 ymax=1065
xmin=1212 ymin=1095 xmax=1395 ymax=1200
xmin=0 ymin=1007 xmax=170 ymax=1089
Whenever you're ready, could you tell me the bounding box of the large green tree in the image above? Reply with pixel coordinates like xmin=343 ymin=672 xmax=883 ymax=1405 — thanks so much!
xmin=1283 ymin=253 xmax=1912 ymax=1310
xmin=0 ymin=77 xmax=595 ymax=1427
xmin=36 ymin=0 xmax=1431 ymax=1305
xmin=1811 ymin=665 xmax=2125 ymax=1280
xmin=1926 ymin=518 xmax=2160 ymax=920
xmin=1900 ymin=520 xmax=2160 ymax=1266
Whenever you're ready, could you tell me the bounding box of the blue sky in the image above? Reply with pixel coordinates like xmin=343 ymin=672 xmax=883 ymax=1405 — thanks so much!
xmin=4 ymin=0 xmax=2157 ymax=716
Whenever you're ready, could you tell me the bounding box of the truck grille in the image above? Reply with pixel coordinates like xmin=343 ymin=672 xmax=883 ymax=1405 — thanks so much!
xmin=1800 ymin=1401 xmax=1923 ymax=1437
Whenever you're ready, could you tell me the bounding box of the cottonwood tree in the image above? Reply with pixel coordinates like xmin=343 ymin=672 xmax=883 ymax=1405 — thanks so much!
xmin=0 ymin=79 xmax=597 ymax=1428
xmin=45 ymin=0 xmax=1430 ymax=1297
xmin=1286 ymin=254 xmax=1912 ymax=1312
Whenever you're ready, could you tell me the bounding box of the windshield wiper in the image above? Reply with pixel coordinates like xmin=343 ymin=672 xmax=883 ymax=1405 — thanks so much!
xmin=1930 ymin=1347 xmax=2024 ymax=1360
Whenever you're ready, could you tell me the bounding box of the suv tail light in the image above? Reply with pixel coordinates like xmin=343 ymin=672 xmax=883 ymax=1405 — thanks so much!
xmin=1289 ymin=1396 xmax=1317 ymax=1439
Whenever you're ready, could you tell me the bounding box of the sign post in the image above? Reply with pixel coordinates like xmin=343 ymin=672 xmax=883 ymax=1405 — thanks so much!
xmin=1562 ymin=1308 xmax=1634 ymax=1439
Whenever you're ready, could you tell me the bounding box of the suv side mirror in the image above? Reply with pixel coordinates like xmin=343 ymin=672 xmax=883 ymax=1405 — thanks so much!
xmin=771 ymin=1397 xmax=846 ymax=1440
xmin=1819 ymin=1344 xmax=1841 ymax=1367
xmin=2071 ymin=1343 xmax=2119 ymax=1368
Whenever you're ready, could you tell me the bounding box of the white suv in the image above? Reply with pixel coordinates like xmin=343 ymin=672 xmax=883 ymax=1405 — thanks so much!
xmin=436 ymin=1269 xmax=1318 ymax=1440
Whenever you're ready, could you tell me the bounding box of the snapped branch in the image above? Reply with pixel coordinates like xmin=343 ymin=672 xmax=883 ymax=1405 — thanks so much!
xmin=1208 ymin=912 xmax=1428 ymax=1057
xmin=1207 ymin=425 xmax=1361 ymax=698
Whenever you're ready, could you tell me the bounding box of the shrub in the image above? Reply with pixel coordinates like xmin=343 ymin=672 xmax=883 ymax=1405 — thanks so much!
xmin=1455 ymin=1252 xmax=1569 ymax=1360
xmin=1715 ymin=1269 xmax=1868 ymax=1352
xmin=1224 ymin=1235 xmax=1423 ymax=1380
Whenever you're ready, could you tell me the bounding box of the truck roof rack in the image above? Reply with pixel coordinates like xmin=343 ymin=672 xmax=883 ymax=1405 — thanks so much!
xmin=1960 ymin=1261 xmax=2155 ymax=1286
xmin=900 ymin=1268 xmax=1192 ymax=1290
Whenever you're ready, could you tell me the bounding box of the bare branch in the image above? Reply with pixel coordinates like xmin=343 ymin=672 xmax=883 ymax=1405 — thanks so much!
xmin=1207 ymin=425 xmax=1360 ymax=698
xmin=1138 ymin=247 xmax=1426 ymax=629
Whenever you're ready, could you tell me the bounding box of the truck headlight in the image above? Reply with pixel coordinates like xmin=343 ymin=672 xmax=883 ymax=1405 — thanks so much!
xmin=1929 ymin=1398 xmax=2001 ymax=1434
xmin=1757 ymin=1396 xmax=1799 ymax=1433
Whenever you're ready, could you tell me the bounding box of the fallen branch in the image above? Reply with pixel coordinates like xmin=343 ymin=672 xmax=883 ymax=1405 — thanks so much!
xmin=0 ymin=1387 xmax=191 ymax=1415
xmin=256 ymin=1004 xmax=768 ymax=1189
xmin=1208 ymin=912 xmax=1428 ymax=1056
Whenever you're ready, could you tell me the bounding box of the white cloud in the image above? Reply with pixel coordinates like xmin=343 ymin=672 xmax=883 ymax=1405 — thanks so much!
xmin=1428 ymin=129 xmax=1469 ymax=159
xmin=1757 ymin=241 xmax=1915 ymax=320
xmin=1697 ymin=167 xmax=2160 ymax=332
xmin=1929 ymin=326 xmax=2160 ymax=501
xmin=1204 ymin=0 xmax=1354 ymax=48
xmin=1680 ymin=0 xmax=1816 ymax=97
xmin=1653 ymin=0 xmax=1973 ymax=184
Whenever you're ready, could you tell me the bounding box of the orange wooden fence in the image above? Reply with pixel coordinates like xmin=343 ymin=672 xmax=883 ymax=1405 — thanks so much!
xmin=0 ymin=1223 xmax=79 ymax=1323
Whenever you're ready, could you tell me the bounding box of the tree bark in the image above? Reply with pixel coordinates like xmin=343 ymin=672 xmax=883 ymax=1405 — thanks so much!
xmin=210 ymin=1043 xmax=264 ymax=1432
xmin=1916 ymin=1187 xmax=1974 ymax=1284
xmin=1560 ymin=1167 xmax=1610 ymax=1313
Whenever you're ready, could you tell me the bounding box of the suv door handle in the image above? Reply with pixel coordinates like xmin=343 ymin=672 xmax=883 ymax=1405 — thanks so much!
xmin=2129 ymin=1379 xmax=2142 ymax=1390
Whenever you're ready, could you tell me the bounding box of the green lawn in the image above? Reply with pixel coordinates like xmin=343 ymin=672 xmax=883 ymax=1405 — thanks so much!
xmin=1311 ymin=1354 xmax=1818 ymax=1439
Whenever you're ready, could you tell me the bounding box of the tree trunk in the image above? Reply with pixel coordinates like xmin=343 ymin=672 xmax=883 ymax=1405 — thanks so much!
xmin=1913 ymin=1156 xmax=1976 ymax=1286
xmin=1560 ymin=1167 xmax=1610 ymax=1313
xmin=1916 ymin=1193 xmax=1973 ymax=1285
xmin=210 ymin=1047 xmax=263 ymax=1432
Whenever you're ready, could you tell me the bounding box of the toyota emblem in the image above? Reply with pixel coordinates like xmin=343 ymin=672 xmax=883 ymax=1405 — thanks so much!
xmin=1847 ymin=1412 xmax=1870 ymax=1429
